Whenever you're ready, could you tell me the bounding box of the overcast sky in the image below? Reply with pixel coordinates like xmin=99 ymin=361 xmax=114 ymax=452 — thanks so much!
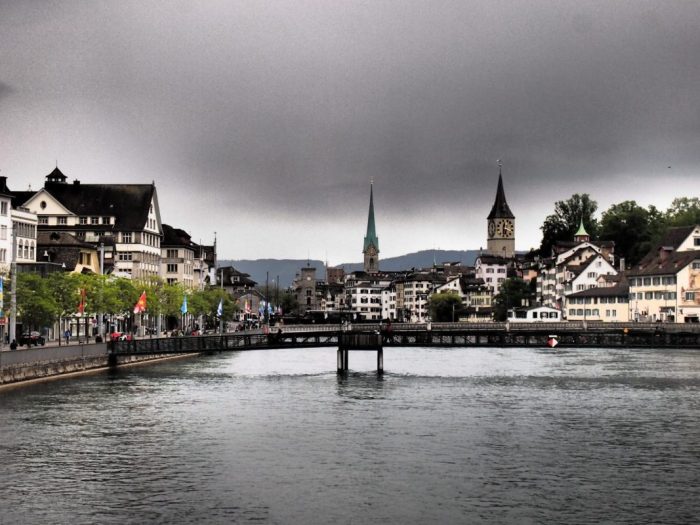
xmin=1 ymin=1 xmax=699 ymax=264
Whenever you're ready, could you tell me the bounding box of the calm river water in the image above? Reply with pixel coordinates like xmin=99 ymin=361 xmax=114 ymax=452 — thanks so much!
xmin=1 ymin=346 xmax=699 ymax=524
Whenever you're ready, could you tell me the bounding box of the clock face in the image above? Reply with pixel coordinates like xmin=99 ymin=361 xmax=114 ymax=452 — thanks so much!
xmin=502 ymin=219 xmax=514 ymax=237
xmin=488 ymin=220 xmax=496 ymax=237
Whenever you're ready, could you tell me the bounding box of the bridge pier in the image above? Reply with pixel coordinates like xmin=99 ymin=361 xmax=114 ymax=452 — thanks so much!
xmin=338 ymin=332 xmax=383 ymax=374
xmin=337 ymin=348 xmax=349 ymax=372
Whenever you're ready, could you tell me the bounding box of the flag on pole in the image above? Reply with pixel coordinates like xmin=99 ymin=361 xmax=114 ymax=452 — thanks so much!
xmin=245 ymin=300 xmax=251 ymax=314
xmin=181 ymin=295 xmax=188 ymax=315
xmin=133 ymin=291 xmax=147 ymax=314
xmin=217 ymin=299 xmax=223 ymax=317
xmin=78 ymin=288 xmax=87 ymax=314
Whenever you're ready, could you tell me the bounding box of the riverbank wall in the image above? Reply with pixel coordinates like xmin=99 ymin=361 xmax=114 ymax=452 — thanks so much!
xmin=0 ymin=343 xmax=194 ymax=386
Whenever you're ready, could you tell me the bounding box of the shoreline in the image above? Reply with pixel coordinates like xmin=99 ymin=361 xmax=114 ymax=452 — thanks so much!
xmin=0 ymin=352 xmax=202 ymax=392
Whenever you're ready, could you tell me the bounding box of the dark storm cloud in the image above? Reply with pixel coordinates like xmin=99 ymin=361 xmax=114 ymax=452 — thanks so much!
xmin=2 ymin=1 xmax=700 ymax=259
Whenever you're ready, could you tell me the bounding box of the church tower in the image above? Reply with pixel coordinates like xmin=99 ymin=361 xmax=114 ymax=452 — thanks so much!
xmin=363 ymin=182 xmax=380 ymax=274
xmin=486 ymin=163 xmax=515 ymax=258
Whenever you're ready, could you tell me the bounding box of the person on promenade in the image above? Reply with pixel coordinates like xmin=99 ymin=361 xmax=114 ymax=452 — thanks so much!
xmin=64 ymin=329 xmax=71 ymax=345
xmin=10 ymin=339 xmax=17 ymax=350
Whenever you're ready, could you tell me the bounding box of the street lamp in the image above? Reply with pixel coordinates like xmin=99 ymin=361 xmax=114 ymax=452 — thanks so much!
xmin=9 ymin=222 xmax=17 ymax=345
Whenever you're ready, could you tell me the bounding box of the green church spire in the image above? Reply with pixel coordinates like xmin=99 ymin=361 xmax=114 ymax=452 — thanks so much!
xmin=363 ymin=181 xmax=379 ymax=253
xmin=575 ymin=217 xmax=589 ymax=237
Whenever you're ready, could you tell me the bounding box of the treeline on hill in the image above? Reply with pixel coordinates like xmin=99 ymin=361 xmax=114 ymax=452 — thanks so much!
xmin=14 ymin=273 xmax=237 ymax=333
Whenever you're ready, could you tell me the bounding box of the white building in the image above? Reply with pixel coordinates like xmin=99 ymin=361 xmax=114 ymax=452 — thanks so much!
xmin=474 ymin=254 xmax=509 ymax=295
xmin=507 ymin=305 xmax=562 ymax=322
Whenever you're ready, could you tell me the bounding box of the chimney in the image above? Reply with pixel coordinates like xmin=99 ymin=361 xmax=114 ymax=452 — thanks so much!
xmin=619 ymin=257 xmax=625 ymax=272
xmin=73 ymin=179 xmax=80 ymax=185
xmin=658 ymin=247 xmax=673 ymax=264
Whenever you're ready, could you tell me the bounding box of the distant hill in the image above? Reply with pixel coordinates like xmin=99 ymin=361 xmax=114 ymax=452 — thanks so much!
xmin=217 ymin=259 xmax=326 ymax=289
xmin=220 ymin=250 xmax=480 ymax=287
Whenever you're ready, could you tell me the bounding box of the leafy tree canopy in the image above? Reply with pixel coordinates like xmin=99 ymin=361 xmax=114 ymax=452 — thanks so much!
xmin=540 ymin=194 xmax=598 ymax=256
xmin=493 ymin=278 xmax=535 ymax=322
xmin=428 ymin=291 xmax=463 ymax=322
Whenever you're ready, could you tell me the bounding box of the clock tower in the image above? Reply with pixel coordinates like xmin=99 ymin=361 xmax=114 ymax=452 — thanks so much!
xmin=486 ymin=163 xmax=515 ymax=258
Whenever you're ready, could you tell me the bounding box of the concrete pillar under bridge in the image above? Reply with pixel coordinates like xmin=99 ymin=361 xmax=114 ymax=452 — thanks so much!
xmin=337 ymin=332 xmax=383 ymax=374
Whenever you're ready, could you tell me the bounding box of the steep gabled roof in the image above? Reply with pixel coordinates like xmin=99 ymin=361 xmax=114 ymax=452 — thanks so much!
xmin=161 ymin=224 xmax=194 ymax=248
xmin=41 ymin=181 xmax=157 ymax=231
xmin=658 ymin=225 xmax=696 ymax=249
xmin=628 ymin=249 xmax=700 ymax=277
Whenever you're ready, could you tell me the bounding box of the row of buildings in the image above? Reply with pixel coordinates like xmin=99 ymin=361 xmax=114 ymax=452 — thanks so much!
xmin=3 ymin=165 xmax=698 ymax=327
xmin=291 ymin=170 xmax=700 ymax=324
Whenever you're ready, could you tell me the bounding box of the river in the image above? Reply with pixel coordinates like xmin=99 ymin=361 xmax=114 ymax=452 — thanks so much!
xmin=1 ymin=346 xmax=699 ymax=524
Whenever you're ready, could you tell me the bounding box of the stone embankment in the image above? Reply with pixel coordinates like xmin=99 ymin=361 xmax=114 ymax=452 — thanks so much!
xmin=0 ymin=342 xmax=195 ymax=387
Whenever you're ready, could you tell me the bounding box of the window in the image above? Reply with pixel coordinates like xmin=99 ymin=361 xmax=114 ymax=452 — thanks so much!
xmin=652 ymin=277 xmax=661 ymax=285
xmin=0 ymin=201 xmax=7 ymax=215
xmin=667 ymin=292 xmax=677 ymax=300
xmin=643 ymin=278 xmax=651 ymax=286
xmin=90 ymin=216 xmax=99 ymax=225
xmin=58 ymin=216 xmax=67 ymax=225
xmin=0 ymin=248 xmax=5 ymax=262
xmin=166 ymin=249 xmax=178 ymax=258
xmin=122 ymin=232 xmax=132 ymax=243
xmin=645 ymin=292 xmax=653 ymax=300
xmin=685 ymin=291 xmax=695 ymax=301
xmin=693 ymin=262 xmax=700 ymax=270
xmin=38 ymin=217 xmax=48 ymax=225
xmin=654 ymin=292 xmax=664 ymax=299
xmin=694 ymin=238 xmax=700 ymax=246
xmin=102 ymin=217 xmax=110 ymax=225
xmin=167 ymin=263 xmax=178 ymax=273
xmin=118 ymin=252 xmax=133 ymax=261
xmin=0 ymin=225 xmax=5 ymax=240
xmin=80 ymin=253 xmax=92 ymax=265
xmin=167 ymin=278 xmax=177 ymax=285
xmin=79 ymin=217 xmax=88 ymax=225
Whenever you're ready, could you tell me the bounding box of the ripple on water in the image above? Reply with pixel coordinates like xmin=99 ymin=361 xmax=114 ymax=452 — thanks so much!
xmin=0 ymin=346 xmax=699 ymax=524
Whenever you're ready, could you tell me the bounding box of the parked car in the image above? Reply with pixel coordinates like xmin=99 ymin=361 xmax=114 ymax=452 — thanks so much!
xmin=19 ymin=331 xmax=45 ymax=346
xmin=110 ymin=332 xmax=133 ymax=342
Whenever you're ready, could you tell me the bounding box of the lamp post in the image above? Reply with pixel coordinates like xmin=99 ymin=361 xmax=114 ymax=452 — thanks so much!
xmin=9 ymin=222 xmax=17 ymax=345
xmin=219 ymin=267 xmax=224 ymax=335
xmin=98 ymin=242 xmax=104 ymax=340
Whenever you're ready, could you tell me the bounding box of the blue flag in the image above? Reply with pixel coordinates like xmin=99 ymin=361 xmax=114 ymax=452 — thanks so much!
xmin=181 ymin=295 xmax=188 ymax=315
xmin=217 ymin=299 xmax=223 ymax=317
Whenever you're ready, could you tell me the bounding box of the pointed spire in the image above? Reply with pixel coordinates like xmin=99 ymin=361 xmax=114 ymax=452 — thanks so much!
xmin=363 ymin=181 xmax=379 ymax=253
xmin=575 ymin=217 xmax=589 ymax=238
xmin=487 ymin=161 xmax=514 ymax=219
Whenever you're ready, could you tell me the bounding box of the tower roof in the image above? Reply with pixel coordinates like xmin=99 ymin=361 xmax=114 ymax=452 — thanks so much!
xmin=575 ymin=217 xmax=589 ymax=237
xmin=363 ymin=182 xmax=379 ymax=253
xmin=487 ymin=170 xmax=514 ymax=220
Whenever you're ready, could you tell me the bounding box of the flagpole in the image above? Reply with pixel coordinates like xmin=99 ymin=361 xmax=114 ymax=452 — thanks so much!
xmin=219 ymin=268 xmax=223 ymax=335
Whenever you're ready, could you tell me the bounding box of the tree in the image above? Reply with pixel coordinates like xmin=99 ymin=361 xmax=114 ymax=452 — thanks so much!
xmin=598 ymin=201 xmax=661 ymax=267
xmin=664 ymin=197 xmax=700 ymax=228
xmin=540 ymin=194 xmax=598 ymax=255
xmin=493 ymin=278 xmax=535 ymax=322
xmin=428 ymin=292 xmax=463 ymax=322
xmin=17 ymin=273 xmax=59 ymax=332
xmin=279 ymin=289 xmax=298 ymax=316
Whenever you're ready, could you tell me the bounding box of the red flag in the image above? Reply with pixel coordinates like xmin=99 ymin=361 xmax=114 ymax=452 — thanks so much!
xmin=133 ymin=291 xmax=147 ymax=314
xmin=77 ymin=288 xmax=87 ymax=314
